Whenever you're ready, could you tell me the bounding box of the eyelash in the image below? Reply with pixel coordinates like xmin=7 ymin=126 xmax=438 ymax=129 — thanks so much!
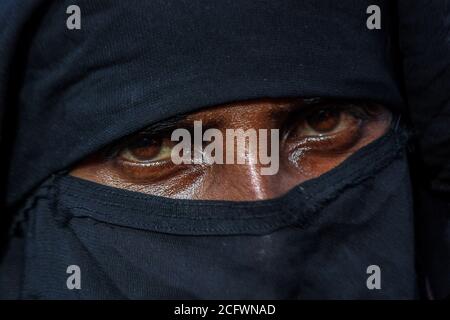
xmin=103 ymin=131 xmax=174 ymax=161
xmin=282 ymin=101 xmax=373 ymax=135
xmin=296 ymin=102 xmax=376 ymax=121
xmin=106 ymin=102 xmax=379 ymax=162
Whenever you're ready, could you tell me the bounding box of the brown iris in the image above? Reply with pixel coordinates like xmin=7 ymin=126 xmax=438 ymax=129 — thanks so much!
xmin=118 ymin=136 xmax=175 ymax=164
xmin=305 ymin=108 xmax=341 ymax=133
xmin=128 ymin=137 xmax=162 ymax=160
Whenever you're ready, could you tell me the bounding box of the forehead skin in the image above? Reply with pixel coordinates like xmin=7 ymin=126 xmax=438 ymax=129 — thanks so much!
xmin=70 ymin=98 xmax=392 ymax=201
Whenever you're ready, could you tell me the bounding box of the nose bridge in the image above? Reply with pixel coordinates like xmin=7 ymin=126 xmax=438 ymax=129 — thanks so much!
xmin=209 ymin=161 xmax=281 ymax=200
xmin=214 ymin=104 xmax=283 ymax=200
xmin=197 ymin=99 xmax=292 ymax=200
xmin=214 ymin=99 xmax=292 ymax=129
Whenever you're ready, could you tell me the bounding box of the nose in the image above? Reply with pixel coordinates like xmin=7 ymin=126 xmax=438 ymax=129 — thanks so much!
xmin=196 ymin=100 xmax=295 ymax=201
xmin=204 ymin=162 xmax=287 ymax=201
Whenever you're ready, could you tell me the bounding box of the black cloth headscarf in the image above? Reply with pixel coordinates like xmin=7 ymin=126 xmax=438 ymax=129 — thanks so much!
xmin=0 ymin=0 xmax=448 ymax=299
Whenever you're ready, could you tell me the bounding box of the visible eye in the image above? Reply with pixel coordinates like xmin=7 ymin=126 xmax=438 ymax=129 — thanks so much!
xmin=300 ymin=106 xmax=361 ymax=137
xmin=118 ymin=135 xmax=174 ymax=164
xmin=70 ymin=100 xmax=392 ymax=199
xmin=286 ymin=103 xmax=382 ymax=154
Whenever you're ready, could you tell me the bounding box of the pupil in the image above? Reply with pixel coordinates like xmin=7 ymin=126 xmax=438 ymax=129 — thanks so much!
xmin=130 ymin=137 xmax=162 ymax=160
xmin=306 ymin=109 xmax=340 ymax=133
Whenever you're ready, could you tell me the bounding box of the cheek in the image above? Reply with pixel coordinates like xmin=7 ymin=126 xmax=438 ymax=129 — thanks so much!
xmin=71 ymin=159 xmax=209 ymax=199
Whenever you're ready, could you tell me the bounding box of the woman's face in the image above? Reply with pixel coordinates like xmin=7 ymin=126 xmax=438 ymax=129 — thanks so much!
xmin=71 ymin=98 xmax=392 ymax=201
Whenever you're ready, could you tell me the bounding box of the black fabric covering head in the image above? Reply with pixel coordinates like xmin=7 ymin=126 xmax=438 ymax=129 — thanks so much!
xmin=4 ymin=124 xmax=420 ymax=299
xmin=0 ymin=0 xmax=403 ymax=205
xmin=0 ymin=0 xmax=449 ymax=300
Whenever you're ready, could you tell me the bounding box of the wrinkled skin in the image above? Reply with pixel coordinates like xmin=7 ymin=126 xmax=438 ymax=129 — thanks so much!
xmin=71 ymin=98 xmax=392 ymax=201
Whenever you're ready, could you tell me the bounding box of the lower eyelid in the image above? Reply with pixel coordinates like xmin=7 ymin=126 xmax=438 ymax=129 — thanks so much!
xmin=112 ymin=157 xmax=189 ymax=182
xmin=116 ymin=156 xmax=173 ymax=167
xmin=286 ymin=120 xmax=363 ymax=154
xmin=119 ymin=143 xmax=173 ymax=163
